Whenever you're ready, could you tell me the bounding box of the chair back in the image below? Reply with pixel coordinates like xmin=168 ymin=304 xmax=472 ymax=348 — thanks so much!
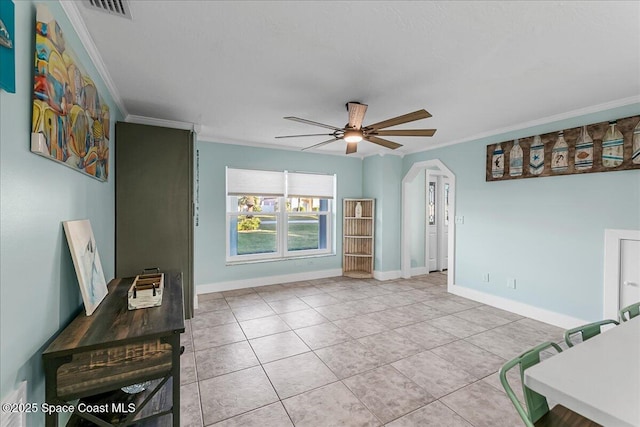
xmin=564 ymin=319 xmax=619 ymax=347
xmin=619 ymin=302 xmax=640 ymax=322
xmin=499 ymin=341 xmax=563 ymax=426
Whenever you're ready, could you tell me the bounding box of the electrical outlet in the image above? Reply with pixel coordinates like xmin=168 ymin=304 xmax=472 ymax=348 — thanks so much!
xmin=482 ymin=273 xmax=490 ymax=283
xmin=507 ymin=278 xmax=516 ymax=289
xmin=455 ymin=216 xmax=464 ymax=224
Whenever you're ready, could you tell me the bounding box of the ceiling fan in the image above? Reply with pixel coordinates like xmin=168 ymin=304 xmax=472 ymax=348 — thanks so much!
xmin=276 ymin=102 xmax=436 ymax=154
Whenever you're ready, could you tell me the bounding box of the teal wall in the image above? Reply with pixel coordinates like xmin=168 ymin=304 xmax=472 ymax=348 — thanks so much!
xmin=0 ymin=2 xmax=122 ymax=424
xmin=362 ymin=155 xmax=403 ymax=273
xmin=402 ymin=104 xmax=640 ymax=321
xmin=194 ymin=141 xmax=362 ymax=287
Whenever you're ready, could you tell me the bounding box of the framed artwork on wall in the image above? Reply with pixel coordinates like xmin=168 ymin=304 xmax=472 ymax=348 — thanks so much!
xmin=63 ymin=219 xmax=108 ymax=316
xmin=486 ymin=115 xmax=640 ymax=182
xmin=0 ymin=0 xmax=15 ymax=93
xmin=31 ymin=4 xmax=111 ymax=181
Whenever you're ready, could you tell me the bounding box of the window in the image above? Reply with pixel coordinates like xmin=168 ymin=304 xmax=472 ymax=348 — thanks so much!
xmin=444 ymin=182 xmax=450 ymax=226
xmin=226 ymin=168 xmax=335 ymax=262
xmin=428 ymin=181 xmax=436 ymax=226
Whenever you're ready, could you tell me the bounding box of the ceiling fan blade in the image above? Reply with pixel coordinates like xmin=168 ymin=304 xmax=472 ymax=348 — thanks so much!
xmin=346 ymin=142 xmax=358 ymax=154
xmin=275 ymin=133 xmax=336 ymax=139
xmin=365 ymin=109 xmax=432 ymax=130
xmin=347 ymin=102 xmax=368 ymax=129
xmin=284 ymin=117 xmax=342 ymax=131
xmin=365 ymin=136 xmax=403 ymax=150
xmin=301 ymin=137 xmax=340 ymax=151
xmin=372 ymin=129 xmax=437 ymax=137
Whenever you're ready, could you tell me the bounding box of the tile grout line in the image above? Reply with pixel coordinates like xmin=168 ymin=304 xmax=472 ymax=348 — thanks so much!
xmin=194 ymin=275 xmax=556 ymax=426
xmin=195 ymin=292 xmax=295 ymax=426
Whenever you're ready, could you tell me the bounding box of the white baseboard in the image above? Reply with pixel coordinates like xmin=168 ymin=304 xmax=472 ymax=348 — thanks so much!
xmin=197 ymin=269 xmax=343 ymax=294
xmin=373 ymin=269 xmax=428 ymax=280
xmin=410 ymin=267 xmax=429 ymax=276
xmin=448 ymin=284 xmax=589 ymax=329
xmin=373 ymin=270 xmax=402 ymax=281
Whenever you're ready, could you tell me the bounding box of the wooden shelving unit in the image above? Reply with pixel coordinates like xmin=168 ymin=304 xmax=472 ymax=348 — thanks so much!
xmin=343 ymin=198 xmax=375 ymax=278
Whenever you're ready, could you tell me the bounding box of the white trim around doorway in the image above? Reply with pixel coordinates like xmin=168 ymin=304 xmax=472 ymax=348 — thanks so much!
xmin=603 ymin=229 xmax=640 ymax=320
xmin=401 ymin=159 xmax=456 ymax=290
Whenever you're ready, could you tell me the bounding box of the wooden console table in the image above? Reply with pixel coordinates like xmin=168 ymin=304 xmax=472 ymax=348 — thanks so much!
xmin=42 ymin=272 xmax=185 ymax=426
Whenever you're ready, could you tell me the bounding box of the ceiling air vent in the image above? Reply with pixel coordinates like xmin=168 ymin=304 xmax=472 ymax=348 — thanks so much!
xmin=83 ymin=0 xmax=132 ymax=20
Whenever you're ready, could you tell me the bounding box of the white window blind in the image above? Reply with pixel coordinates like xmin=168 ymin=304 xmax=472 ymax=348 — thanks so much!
xmin=287 ymin=172 xmax=335 ymax=199
xmin=227 ymin=168 xmax=335 ymax=199
xmin=226 ymin=168 xmax=285 ymax=196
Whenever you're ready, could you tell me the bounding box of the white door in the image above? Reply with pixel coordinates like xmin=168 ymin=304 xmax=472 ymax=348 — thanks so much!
xmin=427 ymin=179 xmax=438 ymax=271
xmin=427 ymin=175 xmax=451 ymax=273
xmin=620 ymin=239 xmax=640 ymax=309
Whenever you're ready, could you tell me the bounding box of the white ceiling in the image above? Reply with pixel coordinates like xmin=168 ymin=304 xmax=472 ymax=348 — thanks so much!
xmin=72 ymin=1 xmax=640 ymax=157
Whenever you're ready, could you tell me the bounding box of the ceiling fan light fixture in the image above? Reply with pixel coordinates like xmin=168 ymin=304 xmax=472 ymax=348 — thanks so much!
xmin=343 ymin=129 xmax=363 ymax=143
xmin=280 ymin=104 xmax=435 ymax=153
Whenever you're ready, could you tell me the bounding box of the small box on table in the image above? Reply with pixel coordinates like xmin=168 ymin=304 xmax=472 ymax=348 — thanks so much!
xmin=128 ymin=272 xmax=164 ymax=310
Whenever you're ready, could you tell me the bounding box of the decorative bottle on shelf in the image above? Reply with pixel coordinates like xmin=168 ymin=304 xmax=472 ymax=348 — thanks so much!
xmin=509 ymin=139 xmax=523 ymax=177
xmin=602 ymin=121 xmax=624 ymax=167
xmin=551 ymin=131 xmax=568 ymax=173
xmin=492 ymin=144 xmax=504 ymax=178
xmin=632 ymin=120 xmax=640 ymax=165
xmin=574 ymin=125 xmax=594 ymax=170
xmin=354 ymin=201 xmax=362 ymax=218
xmin=529 ymin=135 xmax=544 ymax=175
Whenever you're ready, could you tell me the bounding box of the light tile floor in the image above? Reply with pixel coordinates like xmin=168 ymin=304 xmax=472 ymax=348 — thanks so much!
xmin=180 ymin=273 xmax=566 ymax=426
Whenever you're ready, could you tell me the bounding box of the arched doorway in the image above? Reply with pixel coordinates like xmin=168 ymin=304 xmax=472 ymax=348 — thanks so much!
xmin=401 ymin=159 xmax=456 ymax=291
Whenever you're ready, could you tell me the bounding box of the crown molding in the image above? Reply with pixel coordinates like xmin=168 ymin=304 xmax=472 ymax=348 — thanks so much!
xmin=404 ymin=95 xmax=640 ymax=156
xmin=199 ymin=135 xmax=361 ymax=158
xmin=197 ymin=133 xmax=367 ymax=159
xmin=59 ymin=1 xmax=128 ymax=118
xmin=125 ymin=114 xmax=198 ymax=131
xmin=362 ymin=151 xmax=405 ymax=159
xmin=124 ymin=114 xmax=358 ymax=157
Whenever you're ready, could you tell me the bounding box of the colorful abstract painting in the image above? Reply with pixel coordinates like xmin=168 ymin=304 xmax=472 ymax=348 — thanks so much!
xmin=0 ymin=0 xmax=15 ymax=93
xmin=32 ymin=5 xmax=110 ymax=181
xmin=63 ymin=219 xmax=108 ymax=316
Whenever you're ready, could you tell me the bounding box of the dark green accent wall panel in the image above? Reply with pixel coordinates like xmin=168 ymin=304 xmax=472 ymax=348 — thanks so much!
xmin=115 ymin=122 xmax=194 ymax=318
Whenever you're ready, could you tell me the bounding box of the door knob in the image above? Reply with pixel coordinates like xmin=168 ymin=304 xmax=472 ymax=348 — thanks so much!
xmin=623 ymin=281 xmax=638 ymax=287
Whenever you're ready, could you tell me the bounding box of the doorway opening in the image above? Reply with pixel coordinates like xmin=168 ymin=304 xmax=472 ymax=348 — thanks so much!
xmin=426 ymin=172 xmax=450 ymax=273
xmin=401 ymin=159 xmax=456 ymax=290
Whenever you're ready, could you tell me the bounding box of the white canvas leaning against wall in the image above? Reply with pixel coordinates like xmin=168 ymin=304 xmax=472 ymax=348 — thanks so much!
xmin=63 ymin=219 xmax=108 ymax=315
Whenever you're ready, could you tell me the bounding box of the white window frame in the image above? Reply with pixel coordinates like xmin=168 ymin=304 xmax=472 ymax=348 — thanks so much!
xmin=283 ymin=197 xmax=333 ymax=258
xmin=225 ymin=168 xmax=336 ymax=264
xmin=226 ymin=200 xmax=282 ymax=262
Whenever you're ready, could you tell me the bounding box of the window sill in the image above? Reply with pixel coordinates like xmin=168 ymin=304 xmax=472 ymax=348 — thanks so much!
xmin=225 ymin=253 xmax=336 ymax=266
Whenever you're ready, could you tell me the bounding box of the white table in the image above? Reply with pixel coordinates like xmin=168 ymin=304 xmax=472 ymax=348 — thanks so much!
xmin=525 ymin=317 xmax=640 ymax=427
